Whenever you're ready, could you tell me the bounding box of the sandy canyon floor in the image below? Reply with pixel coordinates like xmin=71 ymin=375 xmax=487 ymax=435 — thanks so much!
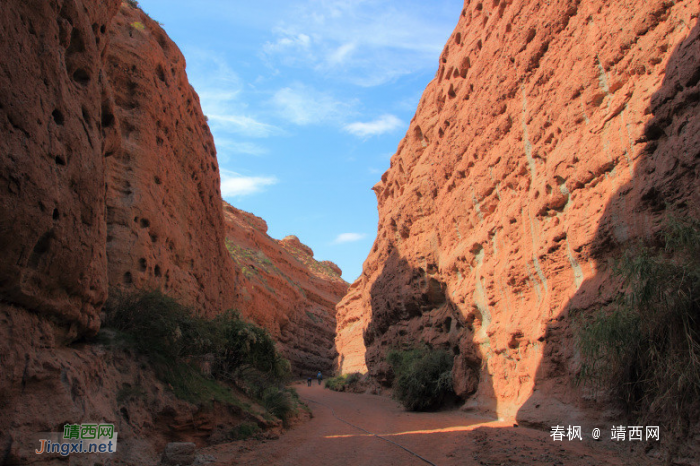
xmin=199 ymin=383 xmax=659 ymax=466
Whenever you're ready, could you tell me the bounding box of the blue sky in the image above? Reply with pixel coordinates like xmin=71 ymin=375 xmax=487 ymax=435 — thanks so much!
xmin=137 ymin=0 xmax=463 ymax=281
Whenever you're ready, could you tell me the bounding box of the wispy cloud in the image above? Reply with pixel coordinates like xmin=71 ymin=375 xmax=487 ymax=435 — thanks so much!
xmin=216 ymin=138 xmax=268 ymax=156
xmin=344 ymin=114 xmax=404 ymax=138
xmin=332 ymin=233 xmax=367 ymax=244
xmin=184 ymin=48 xmax=280 ymax=142
xmin=220 ymin=170 xmax=278 ymax=197
xmin=208 ymin=114 xmax=279 ymax=138
xmin=270 ymin=83 xmax=354 ymax=126
xmin=262 ymin=1 xmax=458 ymax=86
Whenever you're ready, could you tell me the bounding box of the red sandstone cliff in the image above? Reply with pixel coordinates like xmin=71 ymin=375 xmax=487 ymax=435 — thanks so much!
xmin=1 ymin=1 xmax=266 ymax=463
xmin=335 ymin=0 xmax=700 ymax=430
xmin=222 ymin=202 xmax=348 ymax=374
xmin=104 ymin=4 xmax=236 ymax=316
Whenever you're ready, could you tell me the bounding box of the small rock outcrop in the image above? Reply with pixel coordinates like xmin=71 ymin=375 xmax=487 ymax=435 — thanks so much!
xmin=223 ymin=203 xmax=349 ymax=374
xmin=335 ymin=0 xmax=700 ymax=428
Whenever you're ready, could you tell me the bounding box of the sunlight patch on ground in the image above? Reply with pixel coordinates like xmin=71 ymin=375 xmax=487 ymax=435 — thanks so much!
xmin=324 ymin=421 xmax=502 ymax=439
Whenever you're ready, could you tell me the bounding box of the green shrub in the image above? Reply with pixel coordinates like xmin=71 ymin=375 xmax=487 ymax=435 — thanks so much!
xmin=229 ymin=422 xmax=260 ymax=440
xmin=386 ymin=346 xmax=455 ymax=411
xmin=102 ymin=291 xmax=292 ymax=417
xmin=261 ymin=386 xmax=297 ymax=426
xmin=324 ymin=372 xmax=362 ymax=392
xmin=210 ymin=310 xmax=290 ymax=382
xmin=576 ymin=217 xmax=700 ymax=435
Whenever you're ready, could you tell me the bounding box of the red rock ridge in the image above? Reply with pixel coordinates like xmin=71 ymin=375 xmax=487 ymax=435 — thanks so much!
xmin=223 ymin=202 xmax=349 ymax=375
xmin=335 ymin=0 xmax=700 ymax=428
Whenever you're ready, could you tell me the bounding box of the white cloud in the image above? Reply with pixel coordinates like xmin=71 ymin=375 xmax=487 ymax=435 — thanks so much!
xmin=208 ymin=114 xmax=279 ymax=138
xmin=220 ymin=170 xmax=278 ymax=197
xmin=262 ymin=1 xmax=459 ymax=86
xmin=327 ymin=42 xmax=357 ymax=66
xmin=333 ymin=233 xmax=367 ymax=244
xmin=216 ymin=138 xmax=268 ymax=156
xmin=344 ymin=114 xmax=404 ymax=138
xmin=262 ymin=32 xmax=314 ymax=66
xmin=271 ymin=83 xmax=353 ymax=126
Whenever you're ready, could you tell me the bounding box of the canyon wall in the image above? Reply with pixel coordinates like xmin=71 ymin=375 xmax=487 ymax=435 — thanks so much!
xmin=0 ymin=0 xmax=122 ymax=342
xmin=104 ymin=4 xmax=236 ymax=316
xmin=335 ymin=0 xmax=700 ymax=427
xmin=223 ymin=202 xmax=348 ymax=375
xmin=1 ymin=1 xmax=278 ymax=463
xmin=1 ymin=2 xmax=346 ymax=460
xmin=0 ymin=0 xmax=235 ymax=343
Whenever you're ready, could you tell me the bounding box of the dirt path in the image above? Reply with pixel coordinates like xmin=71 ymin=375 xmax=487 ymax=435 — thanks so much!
xmin=200 ymin=382 xmax=658 ymax=466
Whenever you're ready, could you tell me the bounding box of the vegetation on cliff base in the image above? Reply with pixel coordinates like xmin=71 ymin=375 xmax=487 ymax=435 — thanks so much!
xmin=576 ymin=218 xmax=700 ymax=438
xmin=102 ymin=291 xmax=297 ymax=422
xmin=324 ymin=372 xmax=362 ymax=392
xmin=386 ymin=346 xmax=455 ymax=411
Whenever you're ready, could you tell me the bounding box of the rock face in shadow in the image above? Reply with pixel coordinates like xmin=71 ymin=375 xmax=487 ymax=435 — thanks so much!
xmin=335 ymin=0 xmax=700 ymax=426
xmin=0 ymin=0 xmax=122 ymax=341
xmin=0 ymin=0 xmax=235 ymax=341
xmin=1 ymin=1 xmax=248 ymax=463
xmin=223 ymin=203 xmax=348 ymax=375
xmin=104 ymin=5 xmax=236 ymax=317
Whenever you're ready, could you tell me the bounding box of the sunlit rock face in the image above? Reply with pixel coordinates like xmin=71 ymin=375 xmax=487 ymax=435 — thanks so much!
xmin=223 ymin=203 xmax=349 ymax=375
xmin=335 ymin=0 xmax=700 ymax=426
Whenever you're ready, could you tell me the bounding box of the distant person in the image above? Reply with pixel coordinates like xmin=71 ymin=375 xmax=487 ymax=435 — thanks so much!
xmin=307 ymin=376 xmax=312 ymax=387
xmin=317 ymin=371 xmax=323 ymax=385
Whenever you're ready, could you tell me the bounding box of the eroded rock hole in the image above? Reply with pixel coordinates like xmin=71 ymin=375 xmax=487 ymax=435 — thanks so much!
xmin=444 ymin=317 xmax=453 ymax=332
xmin=526 ymin=27 xmax=537 ymax=44
xmin=154 ymin=265 xmax=162 ymax=277
xmin=123 ymin=272 xmax=133 ymax=284
xmin=101 ymin=104 xmax=114 ymax=128
xmin=55 ymin=155 xmax=66 ymax=166
xmin=28 ymin=231 xmax=54 ymax=269
xmin=52 ymin=109 xmax=65 ymax=125
xmin=156 ymin=64 xmax=166 ymax=83
xmin=52 ymin=209 xmax=59 ymax=220
xmin=66 ymin=28 xmax=84 ymax=55
xmin=72 ymin=68 xmax=90 ymax=86
xmin=455 ymin=32 xmax=462 ymax=45
xmin=139 ymin=218 xmax=150 ymax=228
xmin=139 ymin=258 xmax=147 ymax=271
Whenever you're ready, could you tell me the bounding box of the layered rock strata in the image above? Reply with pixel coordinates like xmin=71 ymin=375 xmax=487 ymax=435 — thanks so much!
xmin=223 ymin=203 xmax=348 ymax=374
xmin=335 ymin=0 xmax=700 ymax=427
